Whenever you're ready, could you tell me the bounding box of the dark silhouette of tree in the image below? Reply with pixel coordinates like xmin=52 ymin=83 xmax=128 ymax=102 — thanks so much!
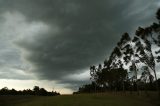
xmin=156 ymin=8 xmax=160 ymax=21
xmin=90 ymin=65 xmax=98 ymax=92
xmin=33 ymin=86 xmax=40 ymax=95
xmin=134 ymin=10 xmax=160 ymax=95
xmin=135 ymin=27 xmax=157 ymax=81
xmin=76 ymin=8 xmax=160 ymax=95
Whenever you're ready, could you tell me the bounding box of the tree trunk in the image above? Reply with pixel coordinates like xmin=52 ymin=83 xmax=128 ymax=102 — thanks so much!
xmin=153 ymin=69 xmax=160 ymax=96
xmin=122 ymin=81 xmax=125 ymax=93
xmin=135 ymin=68 xmax=140 ymax=95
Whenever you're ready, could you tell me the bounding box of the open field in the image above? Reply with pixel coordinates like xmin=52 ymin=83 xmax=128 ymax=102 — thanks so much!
xmin=0 ymin=92 xmax=160 ymax=106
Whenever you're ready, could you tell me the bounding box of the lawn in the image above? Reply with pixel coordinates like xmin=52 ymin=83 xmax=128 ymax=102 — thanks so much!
xmin=0 ymin=92 xmax=160 ymax=106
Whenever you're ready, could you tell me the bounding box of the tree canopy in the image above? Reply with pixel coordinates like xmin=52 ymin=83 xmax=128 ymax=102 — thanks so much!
xmin=76 ymin=8 xmax=160 ymax=94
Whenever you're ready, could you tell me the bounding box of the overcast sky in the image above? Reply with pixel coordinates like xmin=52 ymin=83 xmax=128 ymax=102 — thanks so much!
xmin=0 ymin=0 xmax=160 ymax=94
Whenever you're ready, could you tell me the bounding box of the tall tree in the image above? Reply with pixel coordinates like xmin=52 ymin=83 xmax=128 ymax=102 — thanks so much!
xmin=107 ymin=33 xmax=131 ymax=69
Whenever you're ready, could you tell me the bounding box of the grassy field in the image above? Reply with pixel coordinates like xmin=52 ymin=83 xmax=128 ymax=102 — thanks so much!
xmin=0 ymin=92 xmax=160 ymax=106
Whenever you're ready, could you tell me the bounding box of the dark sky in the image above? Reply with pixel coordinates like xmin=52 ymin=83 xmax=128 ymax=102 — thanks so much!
xmin=0 ymin=0 xmax=159 ymax=93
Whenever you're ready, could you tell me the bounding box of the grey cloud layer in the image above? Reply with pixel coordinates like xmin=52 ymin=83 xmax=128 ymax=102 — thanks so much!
xmin=0 ymin=0 xmax=159 ymax=87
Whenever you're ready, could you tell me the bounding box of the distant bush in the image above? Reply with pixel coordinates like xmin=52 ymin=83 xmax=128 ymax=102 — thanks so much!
xmin=0 ymin=86 xmax=60 ymax=96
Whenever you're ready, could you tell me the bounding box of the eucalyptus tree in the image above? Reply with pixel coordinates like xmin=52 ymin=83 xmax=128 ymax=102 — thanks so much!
xmin=140 ymin=66 xmax=154 ymax=94
xmin=115 ymin=32 xmax=153 ymax=93
xmin=135 ymin=27 xmax=157 ymax=81
xmin=104 ymin=33 xmax=132 ymax=92
xmin=135 ymin=16 xmax=160 ymax=94
xmin=88 ymin=9 xmax=160 ymax=94
xmin=107 ymin=33 xmax=131 ymax=69
xmin=140 ymin=66 xmax=154 ymax=85
xmin=134 ymin=8 xmax=160 ymax=82
xmin=90 ymin=65 xmax=97 ymax=92
xmin=90 ymin=65 xmax=97 ymax=81
xmin=90 ymin=64 xmax=103 ymax=92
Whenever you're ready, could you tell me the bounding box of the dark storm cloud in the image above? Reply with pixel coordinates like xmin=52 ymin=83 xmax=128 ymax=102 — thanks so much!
xmin=0 ymin=0 xmax=159 ymax=84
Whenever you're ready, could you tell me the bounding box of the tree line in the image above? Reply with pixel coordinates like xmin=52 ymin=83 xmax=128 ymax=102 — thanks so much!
xmin=0 ymin=86 xmax=60 ymax=96
xmin=74 ymin=8 xmax=160 ymax=94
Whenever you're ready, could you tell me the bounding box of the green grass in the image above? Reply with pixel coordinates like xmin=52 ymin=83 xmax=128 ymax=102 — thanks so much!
xmin=0 ymin=92 xmax=160 ymax=106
